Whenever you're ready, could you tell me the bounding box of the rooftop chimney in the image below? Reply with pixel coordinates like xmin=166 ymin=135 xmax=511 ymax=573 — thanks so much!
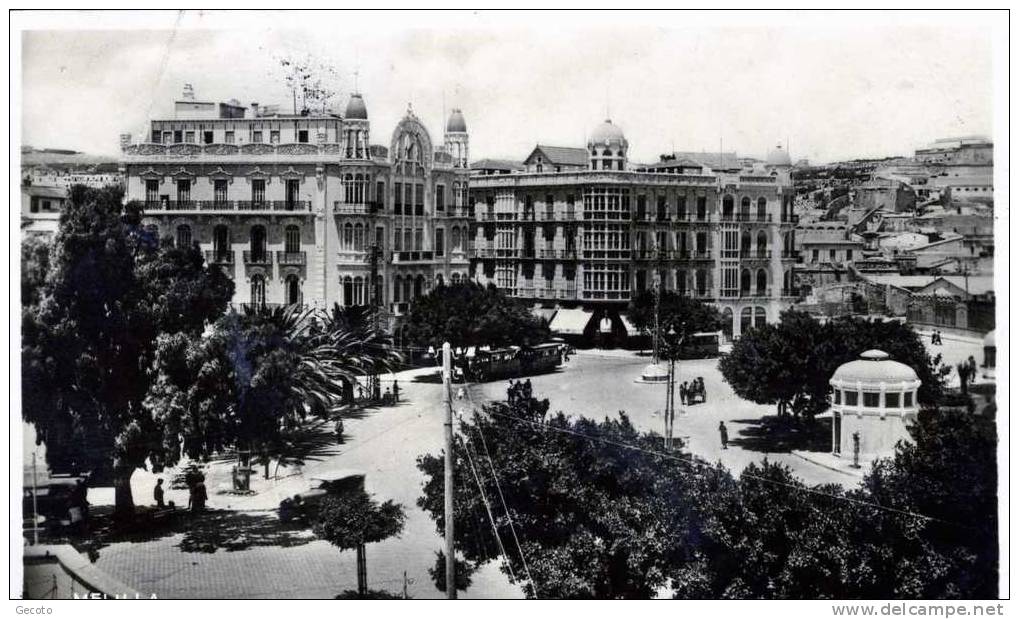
xmin=250 ymin=102 xmax=260 ymax=118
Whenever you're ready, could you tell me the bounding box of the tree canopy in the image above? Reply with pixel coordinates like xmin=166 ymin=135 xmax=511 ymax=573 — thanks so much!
xmin=404 ymin=281 xmax=549 ymax=350
xmin=719 ymin=310 xmax=948 ymax=420
xmin=627 ymin=288 xmax=722 ymax=340
xmin=417 ymin=385 xmax=996 ymax=599
xmin=21 ymin=186 xmax=234 ymax=513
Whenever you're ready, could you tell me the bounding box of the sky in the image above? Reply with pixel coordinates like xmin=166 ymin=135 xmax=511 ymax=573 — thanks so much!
xmin=17 ymin=11 xmax=996 ymax=165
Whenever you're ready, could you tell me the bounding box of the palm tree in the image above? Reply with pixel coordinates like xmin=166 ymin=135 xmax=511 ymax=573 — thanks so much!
xmin=230 ymin=304 xmax=400 ymax=478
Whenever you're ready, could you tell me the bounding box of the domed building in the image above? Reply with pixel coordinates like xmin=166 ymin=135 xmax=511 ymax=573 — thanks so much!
xmin=343 ymin=93 xmax=370 ymax=159
xmin=444 ymin=108 xmax=469 ymax=169
xmin=829 ymin=349 xmax=922 ymax=460
xmin=765 ymin=143 xmax=792 ymax=170
xmin=588 ymin=119 xmax=628 ymax=171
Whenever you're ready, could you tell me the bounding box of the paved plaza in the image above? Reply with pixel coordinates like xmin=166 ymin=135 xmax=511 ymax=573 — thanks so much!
xmin=25 ymin=333 xmax=986 ymax=599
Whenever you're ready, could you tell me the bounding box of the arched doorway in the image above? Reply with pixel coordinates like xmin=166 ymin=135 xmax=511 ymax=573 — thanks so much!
xmin=721 ymin=307 xmax=734 ymax=341
xmin=285 ymin=274 xmax=301 ymax=306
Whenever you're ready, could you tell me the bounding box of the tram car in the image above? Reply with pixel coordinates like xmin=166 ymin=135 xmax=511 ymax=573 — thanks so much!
xmin=678 ymin=332 xmax=720 ymax=359
xmin=460 ymin=343 xmax=566 ymax=382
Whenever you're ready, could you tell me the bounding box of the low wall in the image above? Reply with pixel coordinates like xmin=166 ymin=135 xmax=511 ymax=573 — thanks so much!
xmin=23 ymin=545 xmax=145 ymax=599
xmin=911 ymin=322 xmax=989 ymax=344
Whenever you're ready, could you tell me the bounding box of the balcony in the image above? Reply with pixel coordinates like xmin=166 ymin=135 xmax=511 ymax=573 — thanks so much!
xmin=472 ymin=247 xmax=496 ymax=259
xmin=720 ymin=288 xmax=772 ymax=299
xmin=333 ymin=202 xmax=381 ymax=215
xmin=392 ymin=250 xmax=435 ymax=264
xmin=144 ymin=200 xmax=313 ymax=213
xmin=556 ymin=288 xmax=578 ymax=300
xmin=742 ymin=249 xmax=772 ymax=260
xmin=243 ymin=251 xmax=273 ymax=266
xmin=204 ymin=250 xmax=234 ymax=265
xmin=781 ymin=250 xmax=801 ymax=260
xmin=536 ymin=248 xmax=579 ymax=260
xmin=276 ymin=251 xmax=307 ymax=266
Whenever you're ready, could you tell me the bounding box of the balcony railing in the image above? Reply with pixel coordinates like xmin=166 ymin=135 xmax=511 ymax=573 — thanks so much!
xmin=204 ymin=250 xmax=234 ymax=265
xmin=243 ymin=251 xmax=273 ymax=265
xmin=392 ymin=250 xmax=435 ymax=263
xmin=720 ymin=288 xmax=772 ymax=299
xmin=742 ymin=249 xmax=772 ymax=260
xmin=536 ymin=248 xmax=579 ymax=260
xmin=276 ymin=251 xmax=307 ymax=266
xmin=333 ymin=202 xmax=381 ymax=215
xmin=144 ymin=200 xmax=311 ymax=213
xmin=720 ymin=213 xmax=774 ymax=223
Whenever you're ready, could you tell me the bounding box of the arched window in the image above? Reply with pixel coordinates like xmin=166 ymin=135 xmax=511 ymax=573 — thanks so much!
xmin=722 ymin=195 xmax=734 ymax=219
xmin=250 ymin=274 xmax=266 ymax=307
xmin=436 ymin=274 xmax=444 ymax=287
xmin=676 ymin=269 xmax=687 ymax=294
xmin=740 ymin=231 xmax=751 ymax=255
xmin=740 ymin=197 xmax=751 ymax=220
xmin=740 ymin=307 xmax=753 ymax=334
xmin=756 ymin=269 xmax=768 ymax=295
xmin=354 ymin=174 xmax=364 ymax=204
xmin=754 ymin=306 xmax=767 ymax=328
xmin=451 ymin=227 xmax=461 ymax=250
xmin=414 ymin=274 xmax=425 ymax=298
xmin=740 ymin=269 xmax=751 ymax=294
xmin=285 ymin=274 xmax=301 ymax=306
xmin=757 ymin=197 xmax=767 ymax=220
xmin=344 ymin=174 xmax=354 ymax=203
xmin=250 ymin=225 xmax=266 ymax=260
xmin=285 ymin=225 xmax=300 ymax=254
xmin=393 ymin=275 xmax=402 ymax=302
xmin=342 ymin=276 xmax=353 ymax=307
xmin=353 ymin=276 xmax=364 ymax=305
xmin=756 ymin=230 xmax=768 ymax=256
xmin=354 ymin=223 xmax=364 ymax=251
xmin=403 ymin=277 xmax=412 ymax=302
xmin=695 ymin=269 xmax=707 ymax=295
xmin=602 ymin=149 xmax=612 ymax=157
xmin=176 ymin=224 xmax=192 ymax=249
xmin=783 ymin=269 xmax=793 ymax=295
xmin=213 ymin=225 xmax=230 ymax=259
xmin=451 ymin=272 xmax=460 ymax=284
xmin=343 ymin=223 xmax=354 ymax=250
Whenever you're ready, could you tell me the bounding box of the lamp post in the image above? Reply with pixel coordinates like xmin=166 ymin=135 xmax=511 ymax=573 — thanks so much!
xmin=851 ymin=431 xmax=861 ymax=469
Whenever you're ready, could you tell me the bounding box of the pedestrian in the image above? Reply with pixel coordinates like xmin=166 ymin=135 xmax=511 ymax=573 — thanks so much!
xmin=193 ymin=478 xmax=208 ymax=513
xmin=932 ymin=330 xmax=938 ymax=345
xmin=154 ymin=478 xmax=165 ymax=509
xmin=698 ymin=377 xmax=707 ymax=403
xmin=392 ymin=380 xmax=400 ymax=403
xmin=383 ymin=387 xmax=392 ymax=405
xmin=679 ymin=382 xmax=688 ymax=405
xmin=719 ymin=422 xmax=729 ymax=450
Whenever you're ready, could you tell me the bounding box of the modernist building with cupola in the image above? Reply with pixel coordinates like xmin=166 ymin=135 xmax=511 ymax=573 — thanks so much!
xmin=468 ymin=118 xmax=801 ymax=341
xmin=120 ymin=87 xmax=472 ymax=319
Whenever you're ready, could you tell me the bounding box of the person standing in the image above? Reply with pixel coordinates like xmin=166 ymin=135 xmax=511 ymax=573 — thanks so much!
xmin=193 ymin=479 xmax=208 ymax=513
xmin=392 ymin=380 xmax=400 ymax=403
xmin=719 ymin=422 xmax=729 ymax=450
xmin=154 ymin=478 xmax=165 ymax=508
xmin=679 ymin=381 xmax=688 ymax=406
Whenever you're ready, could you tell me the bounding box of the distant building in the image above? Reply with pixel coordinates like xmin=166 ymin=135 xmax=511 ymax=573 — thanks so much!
xmin=470 ymin=158 xmax=524 ymax=176
xmin=21 ymin=185 xmax=66 ymax=236
xmin=469 ymin=120 xmax=800 ymax=342
xmin=914 ymin=136 xmax=992 ymax=165
xmin=121 ymin=86 xmax=472 ymax=313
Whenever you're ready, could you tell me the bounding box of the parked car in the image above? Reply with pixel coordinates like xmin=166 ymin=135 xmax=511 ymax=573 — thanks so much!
xmin=278 ymin=469 xmax=366 ymax=523
xmin=22 ymin=475 xmax=88 ymax=535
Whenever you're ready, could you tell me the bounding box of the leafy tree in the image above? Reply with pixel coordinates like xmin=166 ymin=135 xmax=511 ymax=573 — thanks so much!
xmin=146 ymin=303 xmax=400 ymax=479
xmin=313 ymin=489 xmax=406 ymax=597
xmin=417 ymin=382 xmax=694 ymax=598
xmin=21 ymin=235 xmax=50 ymax=309
xmin=21 ymin=185 xmax=233 ymax=515
xmin=720 ymin=311 xmax=947 ymax=420
xmin=404 ymin=282 xmax=549 ymax=351
xmin=627 ymin=288 xmax=722 ymax=352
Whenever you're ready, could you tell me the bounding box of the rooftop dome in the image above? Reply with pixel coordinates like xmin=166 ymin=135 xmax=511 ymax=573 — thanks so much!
xmin=766 ymin=144 xmax=792 ymax=167
xmin=446 ymin=108 xmax=467 ymax=133
xmin=831 ymin=349 xmax=920 ymax=387
xmin=345 ymin=93 xmax=368 ymax=120
xmin=589 ymin=119 xmax=625 ymax=145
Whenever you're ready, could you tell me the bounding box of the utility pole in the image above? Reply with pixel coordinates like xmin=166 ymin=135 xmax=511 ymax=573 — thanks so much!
xmin=31 ymin=452 xmax=39 ymax=545
xmin=441 ymin=342 xmax=457 ymax=599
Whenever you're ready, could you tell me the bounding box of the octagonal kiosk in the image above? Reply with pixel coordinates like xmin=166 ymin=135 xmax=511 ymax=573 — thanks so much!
xmin=829 ymin=349 xmax=922 ymax=462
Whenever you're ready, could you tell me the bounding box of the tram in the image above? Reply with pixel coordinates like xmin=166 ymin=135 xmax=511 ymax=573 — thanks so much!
xmin=458 ymin=343 xmax=567 ymax=382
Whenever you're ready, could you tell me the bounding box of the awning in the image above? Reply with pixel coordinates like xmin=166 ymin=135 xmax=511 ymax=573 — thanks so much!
xmin=619 ymin=313 xmax=638 ymax=336
xmin=549 ymin=308 xmax=593 ymax=336
xmin=532 ymin=307 xmax=558 ymax=324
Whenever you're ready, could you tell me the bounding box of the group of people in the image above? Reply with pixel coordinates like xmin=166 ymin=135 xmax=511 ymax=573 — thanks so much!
xmin=930 ymin=329 xmax=945 ymax=345
xmin=156 ymin=471 xmax=208 ymax=514
xmin=679 ymin=377 xmax=707 ymax=405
